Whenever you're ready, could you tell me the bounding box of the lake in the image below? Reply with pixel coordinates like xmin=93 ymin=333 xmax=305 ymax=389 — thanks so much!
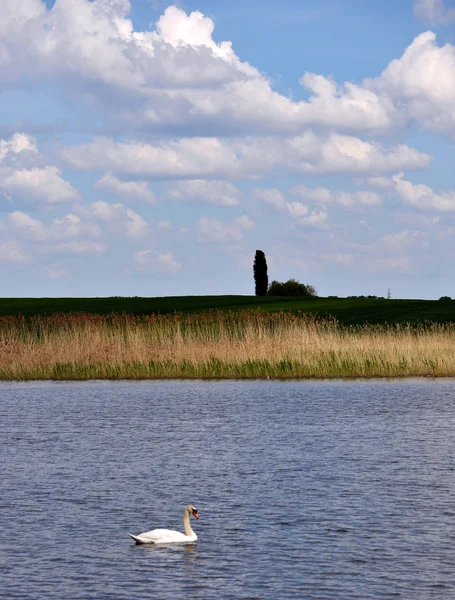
xmin=1 ymin=380 xmax=454 ymax=599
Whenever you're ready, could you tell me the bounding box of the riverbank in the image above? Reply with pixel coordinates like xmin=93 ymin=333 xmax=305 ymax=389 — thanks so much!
xmin=1 ymin=310 xmax=454 ymax=379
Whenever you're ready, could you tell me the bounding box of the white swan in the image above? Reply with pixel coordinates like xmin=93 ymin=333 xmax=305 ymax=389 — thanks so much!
xmin=128 ymin=504 xmax=199 ymax=544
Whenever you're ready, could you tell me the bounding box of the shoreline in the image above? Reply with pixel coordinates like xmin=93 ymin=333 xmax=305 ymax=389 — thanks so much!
xmin=1 ymin=364 xmax=454 ymax=381
xmin=1 ymin=373 xmax=454 ymax=382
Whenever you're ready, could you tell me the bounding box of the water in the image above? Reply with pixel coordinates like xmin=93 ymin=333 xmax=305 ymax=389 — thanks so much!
xmin=1 ymin=380 xmax=454 ymax=599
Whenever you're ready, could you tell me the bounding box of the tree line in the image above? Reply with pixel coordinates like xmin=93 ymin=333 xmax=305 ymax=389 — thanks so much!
xmin=253 ymin=250 xmax=316 ymax=297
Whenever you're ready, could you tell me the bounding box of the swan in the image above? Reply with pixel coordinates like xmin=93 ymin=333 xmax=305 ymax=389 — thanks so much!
xmin=128 ymin=504 xmax=199 ymax=544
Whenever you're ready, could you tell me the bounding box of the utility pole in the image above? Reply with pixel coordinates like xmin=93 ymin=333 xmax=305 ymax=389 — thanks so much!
xmin=387 ymin=288 xmax=391 ymax=300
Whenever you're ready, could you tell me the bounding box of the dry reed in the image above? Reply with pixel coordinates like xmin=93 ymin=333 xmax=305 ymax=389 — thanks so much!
xmin=0 ymin=310 xmax=454 ymax=379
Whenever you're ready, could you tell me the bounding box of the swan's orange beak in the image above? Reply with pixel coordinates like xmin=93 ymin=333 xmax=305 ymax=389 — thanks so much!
xmin=192 ymin=510 xmax=199 ymax=519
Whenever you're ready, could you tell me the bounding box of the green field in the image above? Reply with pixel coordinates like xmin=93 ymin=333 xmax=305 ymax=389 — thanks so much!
xmin=1 ymin=295 xmax=454 ymax=325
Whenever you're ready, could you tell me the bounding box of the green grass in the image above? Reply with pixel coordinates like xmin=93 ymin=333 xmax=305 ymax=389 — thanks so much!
xmin=0 ymin=357 xmax=448 ymax=381
xmin=0 ymin=295 xmax=454 ymax=325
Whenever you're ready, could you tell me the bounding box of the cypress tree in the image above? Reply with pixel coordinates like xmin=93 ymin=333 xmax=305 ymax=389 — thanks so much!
xmin=253 ymin=250 xmax=268 ymax=296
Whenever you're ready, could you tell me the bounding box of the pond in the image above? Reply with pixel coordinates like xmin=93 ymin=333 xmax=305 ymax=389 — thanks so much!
xmin=1 ymin=380 xmax=454 ymax=599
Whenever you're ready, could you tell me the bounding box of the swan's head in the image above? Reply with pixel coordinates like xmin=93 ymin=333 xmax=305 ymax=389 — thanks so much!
xmin=186 ymin=504 xmax=199 ymax=519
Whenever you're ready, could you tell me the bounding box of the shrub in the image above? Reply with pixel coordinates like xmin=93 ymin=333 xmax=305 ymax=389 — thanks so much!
xmin=267 ymin=279 xmax=317 ymax=297
xmin=438 ymin=296 xmax=452 ymax=302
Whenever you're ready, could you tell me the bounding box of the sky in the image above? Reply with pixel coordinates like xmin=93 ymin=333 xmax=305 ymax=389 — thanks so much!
xmin=0 ymin=0 xmax=454 ymax=299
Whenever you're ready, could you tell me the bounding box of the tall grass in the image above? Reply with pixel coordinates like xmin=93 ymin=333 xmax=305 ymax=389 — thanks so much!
xmin=0 ymin=310 xmax=454 ymax=379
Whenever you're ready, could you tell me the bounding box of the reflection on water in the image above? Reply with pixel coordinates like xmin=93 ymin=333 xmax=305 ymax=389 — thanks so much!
xmin=1 ymin=379 xmax=455 ymax=599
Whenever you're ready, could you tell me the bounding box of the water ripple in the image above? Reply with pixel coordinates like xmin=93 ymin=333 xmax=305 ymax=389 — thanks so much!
xmin=1 ymin=379 xmax=455 ymax=599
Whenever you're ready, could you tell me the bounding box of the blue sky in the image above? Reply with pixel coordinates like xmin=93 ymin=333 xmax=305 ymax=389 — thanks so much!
xmin=0 ymin=0 xmax=454 ymax=298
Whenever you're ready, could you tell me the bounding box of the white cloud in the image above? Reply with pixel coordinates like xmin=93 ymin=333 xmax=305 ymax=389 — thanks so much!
xmin=396 ymin=212 xmax=440 ymax=228
xmin=362 ymin=175 xmax=394 ymax=190
xmin=8 ymin=211 xmax=101 ymax=241
xmin=381 ymin=230 xmax=428 ymax=252
xmin=197 ymin=215 xmax=255 ymax=243
xmin=297 ymin=73 xmax=397 ymax=134
xmin=370 ymin=31 xmax=455 ymax=137
xmin=0 ymin=240 xmax=28 ymax=262
xmin=0 ymin=2 xmax=299 ymax=135
xmin=291 ymin=185 xmax=382 ymax=207
xmin=94 ymin=173 xmax=156 ymax=204
xmin=3 ymin=210 xmax=106 ymax=257
xmin=0 ymin=134 xmax=79 ymax=205
xmin=253 ymin=188 xmax=309 ymax=218
xmin=62 ymin=133 xmax=431 ymax=179
xmin=392 ymin=173 xmax=455 ymax=212
xmin=300 ymin=210 xmax=328 ymax=226
xmin=1 ymin=3 xmax=453 ymax=138
xmin=0 ymin=166 xmax=79 ymax=204
xmin=413 ymin=0 xmax=455 ymax=24
xmin=367 ymin=173 xmax=455 ymax=212
xmin=168 ymin=179 xmax=241 ymax=206
xmin=8 ymin=212 xmax=47 ymax=241
xmin=133 ymin=250 xmax=182 ymax=273
xmin=74 ymin=200 xmax=150 ymax=238
xmin=0 ymin=133 xmax=38 ymax=163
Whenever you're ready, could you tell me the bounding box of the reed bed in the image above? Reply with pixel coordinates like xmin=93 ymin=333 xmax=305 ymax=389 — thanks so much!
xmin=0 ymin=310 xmax=454 ymax=380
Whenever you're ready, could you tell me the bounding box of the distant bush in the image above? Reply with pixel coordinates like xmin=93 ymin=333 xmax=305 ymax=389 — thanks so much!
xmin=327 ymin=295 xmax=339 ymax=299
xmin=438 ymin=296 xmax=452 ymax=302
xmin=267 ymin=279 xmax=317 ymax=297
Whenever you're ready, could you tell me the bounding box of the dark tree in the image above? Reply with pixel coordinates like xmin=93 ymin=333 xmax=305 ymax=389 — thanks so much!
xmin=267 ymin=279 xmax=317 ymax=297
xmin=253 ymin=250 xmax=268 ymax=296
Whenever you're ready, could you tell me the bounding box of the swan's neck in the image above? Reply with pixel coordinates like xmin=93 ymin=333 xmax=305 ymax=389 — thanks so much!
xmin=183 ymin=511 xmax=194 ymax=537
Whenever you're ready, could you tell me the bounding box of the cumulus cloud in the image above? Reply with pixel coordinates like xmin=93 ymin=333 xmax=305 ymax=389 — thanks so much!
xmin=391 ymin=173 xmax=455 ymax=212
xmin=253 ymin=188 xmax=309 ymax=218
xmin=0 ymin=133 xmax=79 ymax=205
xmin=369 ymin=31 xmax=455 ymax=137
xmin=168 ymin=180 xmax=241 ymax=206
xmin=0 ymin=2 xmax=453 ymax=137
xmin=0 ymin=133 xmax=38 ymax=163
xmin=4 ymin=210 xmax=105 ymax=256
xmin=197 ymin=215 xmax=255 ymax=243
xmin=8 ymin=211 xmax=101 ymax=241
xmin=1 ymin=166 xmax=79 ymax=204
xmin=74 ymin=201 xmax=150 ymax=238
xmin=291 ymin=185 xmax=382 ymax=207
xmin=413 ymin=0 xmax=455 ymax=24
xmin=381 ymin=229 xmax=428 ymax=252
xmin=94 ymin=173 xmax=156 ymax=204
xmin=300 ymin=211 xmax=328 ymax=226
xmin=133 ymin=250 xmax=182 ymax=273
xmin=62 ymin=133 xmax=431 ymax=178
xmin=367 ymin=172 xmax=455 ymax=212
xmin=297 ymin=73 xmax=397 ymax=134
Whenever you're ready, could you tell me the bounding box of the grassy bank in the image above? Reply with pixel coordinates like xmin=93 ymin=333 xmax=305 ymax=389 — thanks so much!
xmin=1 ymin=310 xmax=454 ymax=380
xmin=1 ymin=295 xmax=455 ymax=326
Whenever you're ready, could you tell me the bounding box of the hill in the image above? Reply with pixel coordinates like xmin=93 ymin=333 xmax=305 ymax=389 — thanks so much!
xmin=0 ymin=295 xmax=454 ymax=326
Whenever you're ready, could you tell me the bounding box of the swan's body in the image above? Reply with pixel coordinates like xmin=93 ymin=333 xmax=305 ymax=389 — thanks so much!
xmin=128 ymin=504 xmax=199 ymax=544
